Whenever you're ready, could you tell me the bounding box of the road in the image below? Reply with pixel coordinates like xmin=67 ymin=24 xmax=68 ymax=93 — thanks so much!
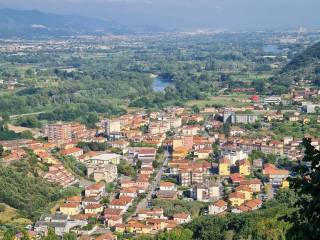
xmin=133 ymin=151 xmax=170 ymax=215
xmin=9 ymin=111 xmax=45 ymax=119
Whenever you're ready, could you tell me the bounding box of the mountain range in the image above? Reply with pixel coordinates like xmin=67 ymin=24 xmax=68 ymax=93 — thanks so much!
xmin=0 ymin=8 xmax=133 ymax=38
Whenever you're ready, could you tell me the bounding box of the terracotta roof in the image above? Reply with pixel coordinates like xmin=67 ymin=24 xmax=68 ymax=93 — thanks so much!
xmin=104 ymin=208 xmax=123 ymax=216
xmin=245 ymin=199 xmax=263 ymax=209
xmin=66 ymin=196 xmax=82 ymax=203
xmin=238 ymin=205 xmax=250 ymax=212
xmin=85 ymin=204 xmax=102 ymax=209
xmin=239 ymin=159 xmax=251 ymax=166
xmin=236 ymin=185 xmax=252 ymax=192
xmin=160 ymin=182 xmax=175 ymax=187
xmin=61 ymin=147 xmax=82 ymax=155
xmin=60 ymin=202 xmax=79 ymax=209
xmin=173 ymin=213 xmax=190 ymax=219
xmin=213 ymin=200 xmax=227 ymax=208
xmin=95 ymin=232 xmax=115 ymax=240
xmin=219 ymin=158 xmax=230 ymax=164
xmin=86 ymin=182 xmax=105 ymax=190
xmin=229 ymin=192 xmax=246 ymax=200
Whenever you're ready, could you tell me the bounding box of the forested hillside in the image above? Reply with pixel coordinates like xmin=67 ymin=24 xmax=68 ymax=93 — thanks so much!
xmin=0 ymin=151 xmax=79 ymax=220
xmin=272 ymin=41 xmax=320 ymax=90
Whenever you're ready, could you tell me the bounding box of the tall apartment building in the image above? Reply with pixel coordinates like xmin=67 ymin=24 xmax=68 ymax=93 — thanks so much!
xmin=104 ymin=119 xmax=121 ymax=136
xmin=43 ymin=122 xmax=72 ymax=145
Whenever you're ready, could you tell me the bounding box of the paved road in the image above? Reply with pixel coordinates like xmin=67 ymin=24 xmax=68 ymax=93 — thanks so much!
xmin=133 ymin=151 xmax=170 ymax=215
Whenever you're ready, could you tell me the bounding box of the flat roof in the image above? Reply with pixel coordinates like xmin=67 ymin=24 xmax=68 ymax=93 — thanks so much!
xmin=89 ymin=153 xmax=121 ymax=161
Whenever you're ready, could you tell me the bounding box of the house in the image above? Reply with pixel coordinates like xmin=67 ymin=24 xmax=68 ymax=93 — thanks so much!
xmin=263 ymin=164 xmax=289 ymax=186
xmin=34 ymin=214 xmax=87 ymax=236
xmin=66 ymin=196 xmax=82 ymax=204
xmin=230 ymin=173 xmax=245 ymax=185
xmin=59 ymin=203 xmax=81 ymax=216
xmin=245 ymin=199 xmax=263 ymax=211
xmin=173 ymin=213 xmax=191 ymax=224
xmin=85 ymin=182 xmax=105 ymax=198
xmin=159 ymin=182 xmax=177 ymax=191
xmin=43 ymin=164 xmax=76 ymax=187
xmin=140 ymin=166 xmax=154 ymax=175
xmin=194 ymin=149 xmax=212 ymax=160
xmin=84 ymin=204 xmax=104 ymax=215
xmin=156 ymin=190 xmax=178 ymax=200
xmin=235 ymin=186 xmax=253 ymax=200
xmin=104 ymin=208 xmax=123 ymax=227
xmin=229 ymin=192 xmax=246 ymax=206
xmin=231 ymin=205 xmax=250 ymax=214
xmin=219 ymin=158 xmax=230 ymax=176
xmin=137 ymin=208 xmax=165 ymax=221
xmin=126 ymin=221 xmax=152 ymax=234
xmin=119 ymin=187 xmax=138 ymax=198
xmin=145 ymin=218 xmax=168 ymax=232
xmin=172 ymin=147 xmax=189 ymax=159
xmin=82 ymin=196 xmax=100 ymax=207
xmin=87 ymin=164 xmax=117 ymax=183
xmin=238 ymin=159 xmax=251 ymax=176
xmin=209 ymin=200 xmax=228 ymax=215
xmin=131 ymin=147 xmax=157 ymax=161
xmin=106 ymin=215 xmax=123 ymax=228
xmin=109 ymin=196 xmax=133 ymax=213
xmin=239 ymin=178 xmax=262 ymax=193
xmin=60 ymin=147 xmax=83 ymax=159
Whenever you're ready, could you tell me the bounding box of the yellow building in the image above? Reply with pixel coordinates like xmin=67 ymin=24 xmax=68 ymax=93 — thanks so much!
xmin=84 ymin=204 xmax=103 ymax=215
xmin=239 ymin=159 xmax=251 ymax=176
xmin=219 ymin=158 xmax=230 ymax=176
xmin=236 ymin=186 xmax=253 ymax=200
xmin=281 ymin=179 xmax=290 ymax=188
xmin=173 ymin=138 xmax=184 ymax=150
xmin=59 ymin=203 xmax=80 ymax=216
xmin=229 ymin=192 xmax=246 ymax=206
xmin=126 ymin=221 xmax=152 ymax=234
xmin=172 ymin=147 xmax=189 ymax=159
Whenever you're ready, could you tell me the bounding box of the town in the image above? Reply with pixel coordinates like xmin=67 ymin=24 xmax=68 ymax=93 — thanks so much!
xmin=1 ymin=80 xmax=319 ymax=239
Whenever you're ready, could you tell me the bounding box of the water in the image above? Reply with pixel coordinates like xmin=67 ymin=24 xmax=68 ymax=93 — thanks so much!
xmin=263 ymin=45 xmax=281 ymax=54
xmin=153 ymin=76 xmax=173 ymax=92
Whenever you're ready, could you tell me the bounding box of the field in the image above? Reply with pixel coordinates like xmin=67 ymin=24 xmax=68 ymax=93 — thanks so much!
xmin=186 ymin=94 xmax=252 ymax=108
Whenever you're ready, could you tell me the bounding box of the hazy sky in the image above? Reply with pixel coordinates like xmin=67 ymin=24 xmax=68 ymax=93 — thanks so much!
xmin=0 ymin=0 xmax=319 ymax=30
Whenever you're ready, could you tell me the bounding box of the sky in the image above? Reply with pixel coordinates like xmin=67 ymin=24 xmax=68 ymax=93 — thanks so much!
xmin=0 ymin=0 xmax=319 ymax=30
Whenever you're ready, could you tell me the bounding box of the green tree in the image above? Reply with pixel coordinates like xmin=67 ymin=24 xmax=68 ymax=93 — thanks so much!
xmin=3 ymin=230 xmax=15 ymax=240
xmin=288 ymin=138 xmax=320 ymax=239
xmin=157 ymin=228 xmax=193 ymax=240
xmin=63 ymin=232 xmax=77 ymax=240
xmin=43 ymin=228 xmax=59 ymax=240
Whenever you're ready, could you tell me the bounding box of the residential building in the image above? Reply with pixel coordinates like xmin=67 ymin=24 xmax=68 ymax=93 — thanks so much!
xmin=173 ymin=213 xmax=191 ymax=224
xmin=238 ymin=159 xmax=251 ymax=176
xmin=229 ymin=192 xmax=246 ymax=206
xmin=219 ymin=158 xmax=230 ymax=176
xmin=209 ymin=200 xmax=228 ymax=215
xmin=43 ymin=122 xmax=72 ymax=146
xmin=87 ymin=164 xmax=117 ymax=183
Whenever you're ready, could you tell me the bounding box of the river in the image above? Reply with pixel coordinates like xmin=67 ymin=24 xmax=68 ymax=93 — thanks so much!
xmin=152 ymin=74 xmax=174 ymax=92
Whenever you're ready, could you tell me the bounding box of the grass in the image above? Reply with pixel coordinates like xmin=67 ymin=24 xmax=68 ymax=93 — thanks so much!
xmin=186 ymin=94 xmax=251 ymax=108
xmin=0 ymin=204 xmax=31 ymax=226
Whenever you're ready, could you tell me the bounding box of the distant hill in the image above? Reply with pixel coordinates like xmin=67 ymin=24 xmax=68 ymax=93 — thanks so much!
xmin=270 ymin=42 xmax=320 ymax=93
xmin=283 ymin=42 xmax=320 ymax=73
xmin=0 ymin=8 xmax=131 ymax=38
